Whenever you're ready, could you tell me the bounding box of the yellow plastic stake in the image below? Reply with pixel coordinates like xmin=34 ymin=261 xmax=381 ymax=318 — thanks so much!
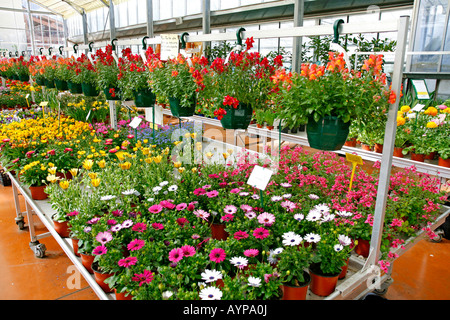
xmin=345 ymin=153 xmax=363 ymax=194
xmin=40 ymin=101 xmax=48 ymax=119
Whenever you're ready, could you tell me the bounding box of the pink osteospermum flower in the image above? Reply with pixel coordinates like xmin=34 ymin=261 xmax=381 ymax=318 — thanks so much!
xmin=168 ymin=247 xmax=184 ymax=263
xmin=244 ymin=248 xmax=259 ymax=257
xmin=118 ymin=256 xmax=138 ymax=268
xmin=221 ymin=214 xmax=234 ymax=222
xmin=152 ymin=222 xmax=164 ymax=230
xmin=209 ymin=248 xmax=226 ymax=263
xmin=206 ymin=190 xmax=219 ymax=198
xmin=233 ymin=230 xmax=249 ymax=240
xmin=194 ymin=209 xmax=210 ymax=220
xmin=132 ymin=222 xmax=147 ymax=232
xmin=224 ymin=205 xmax=237 ymax=214
xmin=257 ymin=212 xmax=276 ymax=226
xmin=92 ymin=245 xmax=107 ymax=255
xmin=149 ymin=204 xmax=163 ymax=214
xmin=253 ymin=227 xmax=270 ymax=239
xmin=95 ymin=231 xmax=113 ymax=245
xmin=176 ymin=203 xmax=187 ymax=211
xmin=181 ymin=245 xmax=196 ymax=257
xmin=127 ymin=239 xmax=145 ymax=251
xmin=132 ymin=269 xmax=154 ymax=286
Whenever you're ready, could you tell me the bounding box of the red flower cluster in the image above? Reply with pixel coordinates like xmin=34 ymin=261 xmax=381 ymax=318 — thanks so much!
xmin=223 ymin=95 xmax=239 ymax=108
xmin=213 ymin=107 xmax=227 ymax=120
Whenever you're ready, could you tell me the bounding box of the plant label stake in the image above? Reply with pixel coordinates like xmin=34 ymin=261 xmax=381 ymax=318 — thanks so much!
xmin=345 ymin=153 xmax=363 ymax=195
xmin=40 ymin=101 xmax=48 ymax=120
xmin=25 ymin=94 xmax=30 ymax=109
xmin=247 ymin=165 xmax=273 ymax=211
xmin=129 ymin=116 xmax=142 ymax=142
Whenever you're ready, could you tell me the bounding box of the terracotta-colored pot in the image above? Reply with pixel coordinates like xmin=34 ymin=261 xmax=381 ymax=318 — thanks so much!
xmin=256 ymin=124 xmax=263 ymax=128
xmin=355 ymin=238 xmax=370 ymax=258
xmin=344 ymin=138 xmax=357 ymax=147
xmin=339 ymin=258 xmax=350 ymax=280
xmin=438 ymin=157 xmax=450 ymax=168
xmin=114 ymin=289 xmax=133 ymax=300
xmin=361 ymin=144 xmax=372 ymax=151
xmin=53 ymin=219 xmax=70 ymax=238
xmin=425 ymin=152 xmax=436 ymax=160
xmin=282 ymin=272 xmax=311 ymax=300
xmin=92 ymin=263 xmax=114 ymax=293
xmin=410 ymin=152 xmax=425 ymax=162
xmin=374 ymin=143 xmax=383 ymax=154
xmin=266 ymin=125 xmax=274 ymax=130
xmin=393 ymin=147 xmax=404 ymax=158
xmin=309 ymin=264 xmax=340 ymax=297
xmin=80 ymin=253 xmax=95 ymax=274
xmin=210 ymin=223 xmax=229 ymax=240
xmin=29 ymin=185 xmax=48 ymax=200
xmin=72 ymin=238 xmax=81 ymax=257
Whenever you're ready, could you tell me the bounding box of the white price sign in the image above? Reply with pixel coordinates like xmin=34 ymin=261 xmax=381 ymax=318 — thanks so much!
xmin=247 ymin=165 xmax=273 ymax=191
xmin=129 ymin=116 xmax=142 ymax=129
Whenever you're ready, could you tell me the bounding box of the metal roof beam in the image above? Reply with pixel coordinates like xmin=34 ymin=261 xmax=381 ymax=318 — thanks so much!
xmin=61 ymin=0 xmax=84 ymax=15
xmin=29 ymin=0 xmax=63 ymax=16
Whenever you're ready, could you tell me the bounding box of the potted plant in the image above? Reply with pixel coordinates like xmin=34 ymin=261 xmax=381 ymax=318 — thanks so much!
xmin=277 ymin=232 xmax=314 ymax=300
xmin=118 ymin=47 xmax=160 ymax=106
xmin=150 ymin=54 xmax=205 ymax=117
xmin=95 ymin=45 xmax=121 ymax=100
xmin=201 ymin=37 xmax=282 ymax=130
xmin=18 ymin=157 xmax=50 ymax=200
xmin=263 ymin=108 xmax=277 ymax=130
xmin=77 ymin=54 xmax=99 ymax=97
xmin=12 ymin=56 xmax=30 ymax=82
xmin=54 ymin=57 xmax=70 ymax=91
xmin=276 ymin=53 xmax=392 ymax=151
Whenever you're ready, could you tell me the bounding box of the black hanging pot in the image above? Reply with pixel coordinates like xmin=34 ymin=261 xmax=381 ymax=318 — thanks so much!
xmin=134 ymin=89 xmax=156 ymax=107
xmin=306 ymin=114 xmax=351 ymax=151
xmin=169 ymin=96 xmax=195 ymax=117
xmin=67 ymin=81 xmax=82 ymax=94
xmin=54 ymin=79 xmax=68 ymax=91
xmin=81 ymin=82 xmax=99 ymax=97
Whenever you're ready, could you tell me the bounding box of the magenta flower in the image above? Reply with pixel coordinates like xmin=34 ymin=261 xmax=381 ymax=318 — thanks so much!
xmin=152 ymin=222 xmax=164 ymax=230
xmin=221 ymin=214 xmax=234 ymax=222
xmin=181 ymin=245 xmax=196 ymax=257
xmin=168 ymin=247 xmax=184 ymax=263
xmin=160 ymin=200 xmax=176 ymax=210
xmin=149 ymin=204 xmax=163 ymax=214
xmin=118 ymin=256 xmax=138 ymax=268
xmin=223 ymin=205 xmax=237 ymax=214
xmin=96 ymin=231 xmax=113 ymax=245
xmin=92 ymin=245 xmax=107 ymax=255
xmin=176 ymin=217 xmax=189 ymax=228
xmin=244 ymin=248 xmax=259 ymax=257
xmin=233 ymin=230 xmax=249 ymax=240
xmin=132 ymin=222 xmax=147 ymax=232
xmin=253 ymin=227 xmax=270 ymax=239
xmin=132 ymin=269 xmax=154 ymax=286
xmin=209 ymin=248 xmax=226 ymax=263
xmin=67 ymin=211 xmax=79 ymax=217
xmin=257 ymin=212 xmax=276 ymax=226
xmin=206 ymin=190 xmax=219 ymax=198
xmin=176 ymin=203 xmax=187 ymax=211
xmin=127 ymin=239 xmax=145 ymax=251
xmin=193 ymin=188 xmax=206 ymax=195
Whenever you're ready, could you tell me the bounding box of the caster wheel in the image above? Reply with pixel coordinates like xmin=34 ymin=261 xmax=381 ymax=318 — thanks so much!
xmin=15 ymin=219 xmax=25 ymax=230
xmin=431 ymin=233 xmax=442 ymax=243
xmin=30 ymin=241 xmax=46 ymax=258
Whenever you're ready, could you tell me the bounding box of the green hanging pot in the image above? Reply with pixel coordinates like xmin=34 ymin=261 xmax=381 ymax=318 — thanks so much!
xmin=67 ymin=81 xmax=82 ymax=94
xmin=220 ymin=103 xmax=253 ymax=130
xmin=35 ymin=77 xmax=45 ymax=86
xmin=306 ymin=114 xmax=351 ymax=151
xmin=54 ymin=79 xmax=68 ymax=91
xmin=18 ymin=74 xmax=29 ymax=82
xmin=134 ymin=89 xmax=156 ymax=107
xmin=169 ymin=97 xmax=195 ymax=117
xmin=45 ymin=79 xmax=55 ymax=88
xmin=104 ymin=87 xmax=121 ymax=100
xmin=82 ymin=82 xmax=99 ymax=97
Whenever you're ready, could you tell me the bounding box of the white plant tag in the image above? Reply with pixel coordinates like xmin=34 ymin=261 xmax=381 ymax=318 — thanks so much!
xmin=247 ymin=165 xmax=273 ymax=191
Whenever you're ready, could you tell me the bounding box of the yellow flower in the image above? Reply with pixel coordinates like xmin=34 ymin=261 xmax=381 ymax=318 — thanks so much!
xmin=88 ymin=172 xmax=98 ymax=179
xmin=195 ymin=142 xmax=202 ymax=151
xmin=59 ymin=180 xmax=70 ymax=190
xmin=223 ymin=152 xmax=229 ymax=159
xmin=191 ymin=167 xmax=197 ymax=173
xmin=178 ymin=167 xmax=185 ymax=173
xmin=153 ymin=155 xmax=162 ymax=163
xmin=397 ymin=116 xmax=406 ymax=126
xmin=426 ymin=121 xmax=438 ymax=128
xmin=173 ymin=161 xmax=182 ymax=168
xmin=98 ymin=160 xmax=106 ymax=168
xmin=47 ymin=174 xmax=59 ymax=183
xmin=119 ymin=162 xmax=131 ymax=170
xmin=48 ymin=167 xmax=57 ymax=175
xmin=116 ymin=151 xmax=125 ymax=161
xmin=205 ymin=152 xmax=213 ymax=159
xmin=82 ymin=159 xmax=94 ymax=170
xmin=91 ymin=178 xmax=101 ymax=187
xmin=400 ymin=105 xmax=410 ymax=113
xmin=424 ymin=107 xmax=438 ymax=116
xmin=69 ymin=168 xmax=78 ymax=177
xmin=145 ymin=157 xmax=153 ymax=164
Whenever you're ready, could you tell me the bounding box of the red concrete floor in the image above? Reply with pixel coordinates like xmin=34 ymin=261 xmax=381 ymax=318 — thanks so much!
xmin=0 ymin=181 xmax=449 ymax=300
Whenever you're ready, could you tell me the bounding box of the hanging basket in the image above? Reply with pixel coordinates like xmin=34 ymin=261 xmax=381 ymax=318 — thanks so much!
xmin=54 ymin=79 xmax=68 ymax=91
xmin=220 ymin=103 xmax=253 ymax=130
xmin=103 ymin=87 xmax=121 ymax=100
xmin=45 ymin=79 xmax=55 ymax=88
xmin=35 ymin=77 xmax=45 ymax=86
xmin=67 ymin=81 xmax=83 ymax=94
xmin=82 ymin=82 xmax=99 ymax=97
xmin=169 ymin=97 xmax=196 ymax=117
xmin=306 ymin=114 xmax=351 ymax=151
xmin=134 ymin=89 xmax=156 ymax=107
xmin=18 ymin=75 xmax=29 ymax=82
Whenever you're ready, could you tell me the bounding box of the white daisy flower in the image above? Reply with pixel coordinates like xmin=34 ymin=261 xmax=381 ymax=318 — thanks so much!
xmin=230 ymin=256 xmax=248 ymax=269
xmin=271 ymin=195 xmax=283 ymax=202
xmin=121 ymin=219 xmax=133 ymax=228
xmin=201 ymin=269 xmax=222 ymax=283
xmin=282 ymin=193 xmax=292 ymax=199
xmin=147 ymin=197 xmax=155 ymax=202
xmin=281 ymin=200 xmax=296 ymax=212
xmin=308 ymin=194 xmax=319 ymax=200
xmin=248 ymin=276 xmax=262 ymax=287
xmin=257 ymin=212 xmax=276 ymax=226
xmin=159 ymin=181 xmax=169 ymax=187
xmin=282 ymin=232 xmax=303 ymax=246
xmin=321 ymin=213 xmax=335 ymax=223
xmin=271 ymin=247 xmax=283 ymax=255
xmin=100 ymin=195 xmax=116 ymax=201
xmin=199 ymin=286 xmax=222 ymax=300
xmin=293 ymin=213 xmax=304 ymax=221
xmin=110 ymin=224 xmax=122 ymax=232
xmin=122 ymin=189 xmax=140 ymax=196
xmin=280 ymin=182 xmax=292 ymax=188
xmin=314 ymin=203 xmax=330 ymax=214
xmin=338 ymin=234 xmax=352 ymax=246
xmin=334 ymin=244 xmax=344 ymax=252
xmin=239 ymin=192 xmax=249 ymax=196
xmin=251 ymin=194 xmax=260 ymax=200
xmin=306 ymin=209 xmax=322 ymax=222
xmin=245 ymin=211 xmax=256 ymax=220
xmin=162 ymin=291 xmax=173 ymax=300
xmin=168 ymin=185 xmax=178 ymax=192
xmin=305 ymin=233 xmax=321 ymax=243
xmin=337 ymin=210 xmax=353 ymax=217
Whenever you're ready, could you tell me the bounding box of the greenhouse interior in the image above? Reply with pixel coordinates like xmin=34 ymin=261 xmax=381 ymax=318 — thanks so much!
xmin=0 ymin=0 xmax=449 ymax=303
